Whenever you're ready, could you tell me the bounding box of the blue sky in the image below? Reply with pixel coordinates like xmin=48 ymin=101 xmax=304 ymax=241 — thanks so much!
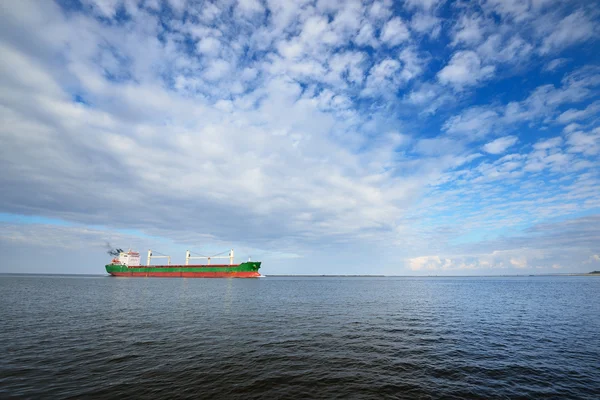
xmin=0 ymin=0 xmax=599 ymax=275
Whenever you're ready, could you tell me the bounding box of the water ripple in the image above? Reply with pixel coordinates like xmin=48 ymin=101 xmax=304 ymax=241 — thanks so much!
xmin=1 ymin=275 xmax=599 ymax=399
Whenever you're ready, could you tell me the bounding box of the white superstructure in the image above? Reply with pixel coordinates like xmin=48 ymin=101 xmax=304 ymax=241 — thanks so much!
xmin=118 ymin=250 xmax=140 ymax=266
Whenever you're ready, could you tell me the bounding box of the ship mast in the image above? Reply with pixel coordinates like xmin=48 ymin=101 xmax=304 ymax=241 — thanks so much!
xmin=146 ymin=249 xmax=171 ymax=266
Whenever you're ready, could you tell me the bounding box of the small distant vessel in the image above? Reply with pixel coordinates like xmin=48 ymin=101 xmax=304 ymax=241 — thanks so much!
xmin=105 ymin=249 xmax=261 ymax=278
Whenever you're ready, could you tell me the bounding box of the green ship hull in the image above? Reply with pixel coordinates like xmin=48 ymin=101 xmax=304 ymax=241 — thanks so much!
xmin=105 ymin=262 xmax=261 ymax=278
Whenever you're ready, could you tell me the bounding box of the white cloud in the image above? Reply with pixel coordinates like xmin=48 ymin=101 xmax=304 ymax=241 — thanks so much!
xmin=406 ymin=215 xmax=600 ymax=273
xmin=437 ymin=51 xmax=495 ymax=88
xmin=326 ymin=51 xmax=367 ymax=86
xmin=483 ymin=0 xmax=532 ymax=22
xmin=451 ymin=13 xmax=487 ymax=46
xmin=544 ymin=58 xmax=569 ymax=72
xmin=302 ymin=15 xmax=335 ymax=45
xmin=367 ymin=1 xmax=392 ymax=21
xmin=483 ymin=136 xmax=518 ymax=154
xmin=409 ymin=255 xmax=448 ymax=271
xmin=406 ymin=83 xmax=453 ymax=115
xmin=495 ymin=67 xmax=600 ymax=125
xmin=167 ymin=0 xmax=187 ymax=14
xmin=404 ymin=0 xmax=443 ymax=11
xmin=380 ymin=17 xmax=410 ymax=46
xmin=407 ymin=85 xmax=437 ymax=105
xmin=407 ymin=251 xmax=530 ymax=272
xmin=539 ymin=10 xmax=597 ymax=54
xmin=83 ymin=0 xmax=121 ymax=17
xmin=524 ymin=137 xmax=570 ymax=172
xmin=240 ymin=67 xmax=258 ymax=82
xmin=567 ymin=128 xmax=600 ymax=156
xmin=509 ymin=256 xmax=527 ymax=268
xmin=0 ymin=1 xmax=437 ymax=257
xmin=557 ymin=101 xmax=600 ymax=124
xmin=362 ymin=58 xmax=401 ymax=96
xmin=354 ymin=23 xmax=378 ymax=47
xmin=203 ymin=59 xmax=232 ymax=80
xmin=398 ymin=46 xmax=427 ymax=82
xmin=237 ymin=0 xmax=265 ymax=17
xmin=196 ymin=37 xmax=221 ymax=56
xmin=563 ymin=123 xmax=581 ymax=133
xmin=477 ymin=34 xmax=533 ymax=64
xmin=1 ymin=0 xmax=599 ymax=276
xmin=443 ymin=107 xmax=499 ymax=137
xmin=360 ymin=48 xmax=425 ymax=97
xmin=410 ymin=12 xmax=441 ymax=38
xmin=533 ymin=137 xmax=563 ymax=150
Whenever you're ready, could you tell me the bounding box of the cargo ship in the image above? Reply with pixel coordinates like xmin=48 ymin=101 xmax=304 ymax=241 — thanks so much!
xmin=105 ymin=249 xmax=261 ymax=278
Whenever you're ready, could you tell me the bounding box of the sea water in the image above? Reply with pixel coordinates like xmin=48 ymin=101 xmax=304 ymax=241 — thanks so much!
xmin=1 ymin=275 xmax=599 ymax=398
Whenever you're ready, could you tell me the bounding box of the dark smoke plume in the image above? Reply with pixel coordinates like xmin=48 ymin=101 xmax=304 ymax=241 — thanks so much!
xmin=105 ymin=242 xmax=124 ymax=257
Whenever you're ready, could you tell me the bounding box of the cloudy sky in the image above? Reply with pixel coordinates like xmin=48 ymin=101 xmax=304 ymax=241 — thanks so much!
xmin=1 ymin=0 xmax=599 ymax=275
